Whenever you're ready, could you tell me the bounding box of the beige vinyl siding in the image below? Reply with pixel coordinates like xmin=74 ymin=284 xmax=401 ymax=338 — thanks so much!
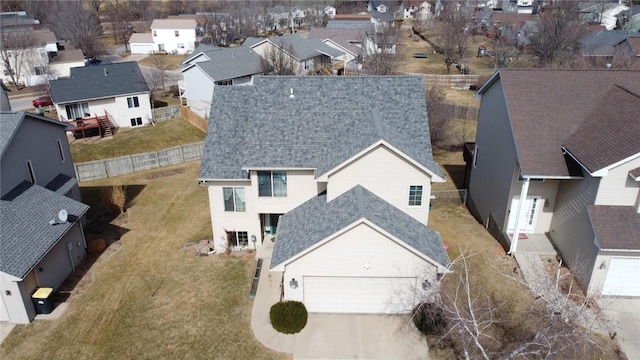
xmin=595 ymin=157 xmax=640 ymax=206
xmin=208 ymin=181 xmax=261 ymax=251
xmin=506 ymin=169 xmax=560 ymax=234
xmin=251 ymin=169 xmax=318 ymax=215
xmin=467 ymin=78 xmax=519 ymax=231
xmin=549 ymin=175 xmax=600 ymax=290
xmin=588 ymin=251 xmax=640 ymax=295
xmin=326 ymin=145 xmax=431 ymax=224
xmin=283 ymin=222 xmax=437 ymax=308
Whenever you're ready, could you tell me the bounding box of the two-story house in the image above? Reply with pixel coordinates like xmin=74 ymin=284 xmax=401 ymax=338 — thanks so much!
xmin=467 ymin=69 xmax=640 ymax=297
xmin=130 ymin=18 xmax=198 ymax=55
xmin=49 ymin=62 xmax=152 ymax=129
xmin=308 ymin=27 xmax=367 ymax=73
xmin=198 ymin=76 xmax=451 ymax=314
xmin=1 ymin=111 xmax=89 ymax=324
xmin=1 ymin=29 xmax=58 ymax=87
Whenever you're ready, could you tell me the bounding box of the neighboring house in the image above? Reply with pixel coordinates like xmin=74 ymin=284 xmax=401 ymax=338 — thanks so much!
xmin=324 ymin=5 xmax=337 ymax=19
xmin=247 ymin=34 xmax=346 ymax=75
xmin=467 ymin=69 xmax=640 ymax=297
xmin=579 ymin=29 xmax=640 ymax=64
xmin=1 ymin=29 xmax=58 ymax=86
xmin=307 ymin=28 xmax=367 ymax=72
xmin=48 ymin=49 xmax=86 ymax=78
xmin=179 ymin=44 xmax=266 ymax=118
xmin=403 ymin=0 xmax=433 ymax=19
xmin=613 ymin=37 xmax=640 ymax=60
xmin=326 ymin=14 xmax=375 ymax=31
xmin=624 ymin=5 xmax=640 ymax=32
xmin=198 ymin=76 xmax=450 ymax=314
xmin=0 ymin=80 xmax=10 ymax=110
xmin=49 ymin=62 xmax=152 ymax=128
xmin=581 ymin=2 xmax=629 ymax=30
xmin=0 ymin=11 xmax=41 ymax=32
xmin=0 ymin=111 xmax=89 ymax=324
xmin=130 ymin=18 xmax=198 ymax=55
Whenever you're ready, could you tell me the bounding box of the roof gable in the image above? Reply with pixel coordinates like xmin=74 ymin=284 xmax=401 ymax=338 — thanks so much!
xmin=563 ymin=85 xmax=640 ymax=174
xmin=588 ymin=205 xmax=640 ymax=250
xmin=49 ymin=62 xmax=149 ymax=104
xmin=1 ymin=182 xmax=89 ymax=279
xmin=1 ymin=111 xmax=70 ymax=157
xmin=271 ymin=185 xmax=451 ymax=270
xmin=150 ymin=18 xmax=197 ymax=30
xmin=190 ymin=46 xmax=265 ymax=81
xmin=199 ymin=76 xmax=444 ymax=180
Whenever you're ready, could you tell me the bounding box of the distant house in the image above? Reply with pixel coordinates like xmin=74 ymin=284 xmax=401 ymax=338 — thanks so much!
xmin=324 ymin=5 xmax=337 ymax=19
xmin=0 ymin=111 xmax=89 ymax=324
xmin=198 ymin=76 xmax=450 ymax=314
xmin=247 ymin=34 xmax=346 ymax=75
xmin=49 ymin=62 xmax=152 ymax=128
xmin=579 ymin=30 xmax=640 ymax=65
xmin=308 ymin=28 xmax=367 ymax=72
xmin=130 ymin=18 xmax=198 ymax=55
xmin=402 ymin=0 xmax=433 ymax=20
xmin=48 ymin=49 xmax=86 ymax=78
xmin=179 ymin=45 xmax=266 ymax=118
xmin=1 ymin=29 xmax=57 ymax=86
xmin=467 ymin=69 xmax=640 ymax=297
xmin=581 ymin=2 xmax=629 ymax=30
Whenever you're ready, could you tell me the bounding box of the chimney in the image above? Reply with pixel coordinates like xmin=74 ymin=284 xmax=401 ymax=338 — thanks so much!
xmin=104 ymin=68 xmax=108 ymax=76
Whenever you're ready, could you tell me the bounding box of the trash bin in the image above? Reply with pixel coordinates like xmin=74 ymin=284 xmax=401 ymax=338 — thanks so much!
xmin=32 ymin=288 xmax=54 ymax=314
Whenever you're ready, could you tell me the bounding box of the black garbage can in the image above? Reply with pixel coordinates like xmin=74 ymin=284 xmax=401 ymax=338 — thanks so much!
xmin=32 ymin=288 xmax=54 ymax=314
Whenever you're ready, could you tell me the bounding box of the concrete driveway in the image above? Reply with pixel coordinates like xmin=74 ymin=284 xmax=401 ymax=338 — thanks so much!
xmin=599 ymin=298 xmax=640 ymax=360
xmin=293 ymin=314 xmax=429 ymax=360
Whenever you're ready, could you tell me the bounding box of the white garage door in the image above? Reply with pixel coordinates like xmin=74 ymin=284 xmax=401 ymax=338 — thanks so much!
xmin=602 ymin=257 xmax=640 ymax=297
xmin=130 ymin=44 xmax=153 ymax=55
xmin=303 ymin=276 xmax=416 ymax=314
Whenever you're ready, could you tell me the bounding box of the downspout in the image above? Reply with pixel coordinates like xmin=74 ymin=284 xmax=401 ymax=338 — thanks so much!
xmin=508 ymin=177 xmax=530 ymax=254
xmin=66 ymin=242 xmax=76 ymax=272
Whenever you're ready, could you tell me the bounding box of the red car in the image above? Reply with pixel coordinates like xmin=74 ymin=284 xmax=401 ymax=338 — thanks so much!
xmin=32 ymin=96 xmax=53 ymax=108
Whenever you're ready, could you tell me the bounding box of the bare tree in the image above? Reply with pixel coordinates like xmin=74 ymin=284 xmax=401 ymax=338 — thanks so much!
xmin=47 ymin=0 xmax=104 ymax=59
xmin=147 ymin=55 xmax=169 ymax=95
xmin=0 ymin=27 xmax=37 ymax=89
xmin=105 ymin=0 xmax=135 ymax=52
xmin=261 ymin=41 xmax=297 ymax=75
xmin=528 ymin=2 xmax=587 ymax=66
xmin=426 ymin=86 xmax=452 ymax=150
xmin=363 ymin=26 xmax=400 ymax=75
xmin=438 ymin=3 xmax=472 ymax=63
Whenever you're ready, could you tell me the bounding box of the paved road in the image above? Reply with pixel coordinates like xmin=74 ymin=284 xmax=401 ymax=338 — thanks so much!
xmin=9 ymin=96 xmax=36 ymax=111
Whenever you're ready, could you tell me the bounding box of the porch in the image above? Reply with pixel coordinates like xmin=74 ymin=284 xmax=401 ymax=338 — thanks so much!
xmin=67 ymin=115 xmax=114 ymax=141
xmin=509 ymin=232 xmax=558 ymax=256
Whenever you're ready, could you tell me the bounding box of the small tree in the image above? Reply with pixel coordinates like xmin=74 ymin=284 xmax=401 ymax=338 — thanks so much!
xmin=0 ymin=27 xmax=37 ymax=89
xmin=148 ymin=55 xmax=170 ymax=95
xmin=47 ymin=0 xmax=105 ymax=59
xmin=426 ymin=86 xmax=452 ymax=150
xmin=261 ymin=41 xmax=297 ymax=75
xmin=270 ymin=301 xmax=308 ymax=334
xmin=363 ymin=26 xmax=400 ymax=75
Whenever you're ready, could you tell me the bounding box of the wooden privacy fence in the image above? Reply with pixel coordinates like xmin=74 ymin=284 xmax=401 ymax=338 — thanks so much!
xmin=74 ymin=142 xmax=204 ymax=182
xmin=419 ymin=74 xmax=481 ymax=88
xmin=152 ymin=105 xmax=181 ymax=121
xmin=431 ymin=189 xmax=468 ymax=206
xmin=181 ymin=106 xmax=208 ymax=132
xmin=439 ymin=103 xmax=479 ymax=121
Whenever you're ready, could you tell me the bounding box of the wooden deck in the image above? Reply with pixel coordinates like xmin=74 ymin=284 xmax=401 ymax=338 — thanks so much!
xmin=67 ymin=115 xmax=113 ymax=140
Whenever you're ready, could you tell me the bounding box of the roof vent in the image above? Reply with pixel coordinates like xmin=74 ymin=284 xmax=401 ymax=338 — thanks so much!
xmin=104 ymin=68 xmax=108 ymax=76
xmin=605 ymin=63 xmax=612 ymax=70
xmin=289 ymin=88 xmax=294 ymax=99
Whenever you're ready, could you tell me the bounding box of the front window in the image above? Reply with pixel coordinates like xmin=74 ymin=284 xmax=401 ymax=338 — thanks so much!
xmin=153 ymin=30 xmax=157 ymax=37
xmin=177 ymin=43 xmax=184 ymax=49
xmin=229 ymin=231 xmax=249 ymax=247
xmin=65 ymin=102 xmax=89 ymax=120
xmin=258 ymin=171 xmax=287 ymax=197
xmin=34 ymin=66 xmax=46 ymax=75
xmin=39 ymin=48 xmax=46 ymax=58
xmin=130 ymin=117 xmax=142 ymax=126
xmin=223 ymin=187 xmax=246 ymax=212
xmin=408 ymin=185 xmax=423 ymax=206
xmin=127 ymin=96 xmax=140 ymax=108
xmin=175 ymin=30 xmax=180 ymax=37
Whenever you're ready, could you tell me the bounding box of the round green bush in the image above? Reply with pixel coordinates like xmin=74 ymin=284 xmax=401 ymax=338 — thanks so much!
xmin=269 ymin=301 xmax=308 ymax=334
xmin=412 ymin=302 xmax=447 ymax=336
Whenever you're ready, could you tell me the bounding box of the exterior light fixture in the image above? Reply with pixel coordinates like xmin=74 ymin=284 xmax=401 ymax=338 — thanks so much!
xmin=289 ymin=278 xmax=298 ymax=289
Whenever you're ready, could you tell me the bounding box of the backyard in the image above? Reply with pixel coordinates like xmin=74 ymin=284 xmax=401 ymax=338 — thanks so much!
xmin=69 ymin=118 xmax=205 ymax=163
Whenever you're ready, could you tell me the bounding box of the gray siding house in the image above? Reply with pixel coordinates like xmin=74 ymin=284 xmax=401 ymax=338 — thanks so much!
xmin=1 ymin=112 xmax=89 ymax=324
xmin=467 ymin=69 xmax=640 ymax=297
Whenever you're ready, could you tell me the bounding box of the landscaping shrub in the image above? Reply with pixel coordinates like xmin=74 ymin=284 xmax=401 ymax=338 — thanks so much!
xmin=87 ymin=238 xmax=106 ymax=254
xmin=101 ymin=185 xmax=127 ymax=213
xmin=269 ymin=301 xmax=308 ymax=334
xmin=412 ymin=302 xmax=447 ymax=336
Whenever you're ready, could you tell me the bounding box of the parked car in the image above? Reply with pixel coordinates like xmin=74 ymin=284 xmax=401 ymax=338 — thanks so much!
xmin=32 ymin=96 xmax=53 ymax=108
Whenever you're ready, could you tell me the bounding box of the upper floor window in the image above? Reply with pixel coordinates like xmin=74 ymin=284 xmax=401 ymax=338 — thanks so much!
xmin=34 ymin=66 xmax=46 ymax=75
xmin=153 ymin=30 xmax=157 ymax=37
xmin=26 ymin=160 xmax=36 ymax=183
xmin=174 ymin=30 xmax=180 ymax=37
xmin=177 ymin=43 xmax=185 ymax=49
xmin=258 ymin=171 xmax=287 ymax=197
xmin=223 ymin=187 xmax=246 ymax=212
xmin=408 ymin=185 xmax=423 ymax=206
xmin=39 ymin=48 xmax=46 ymax=58
xmin=473 ymin=145 xmax=479 ymax=168
xmin=56 ymin=139 xmax=65 ymax=163
xmin=127 ymin=96 xmax=140 ymax=108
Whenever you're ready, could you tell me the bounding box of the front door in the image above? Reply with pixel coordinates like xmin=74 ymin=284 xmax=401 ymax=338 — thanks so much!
xmin=507 ymin=196 xmax=541 ymax=233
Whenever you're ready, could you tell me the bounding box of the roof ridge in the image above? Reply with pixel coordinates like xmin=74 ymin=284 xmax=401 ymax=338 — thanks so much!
xmin=372 ymin=110 xmax=384 ymax=138
xmin=355 ymin=185 xmax=365 ymax=214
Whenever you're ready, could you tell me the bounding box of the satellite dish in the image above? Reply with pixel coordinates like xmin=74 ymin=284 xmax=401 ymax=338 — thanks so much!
xmin=58 ymin=209 xmax=68 ymax=223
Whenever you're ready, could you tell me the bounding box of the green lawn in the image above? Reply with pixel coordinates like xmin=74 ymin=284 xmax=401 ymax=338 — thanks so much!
xmin=0 ymin=162 xmax=289 ymax=360
xmin=70 ymin=118 xmax=205 ymax=163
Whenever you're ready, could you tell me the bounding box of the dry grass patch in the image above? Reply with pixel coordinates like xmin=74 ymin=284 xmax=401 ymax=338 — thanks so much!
xmin=69 ymin=118 xmax=206 ymax=163
xmin=0 ymin=162 xmax=289 ymax=360
xmin=138 ymin=54 xmax=187 ymax=70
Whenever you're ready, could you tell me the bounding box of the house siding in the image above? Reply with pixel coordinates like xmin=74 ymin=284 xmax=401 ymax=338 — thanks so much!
xmin=0 ymin=272 xmax=34 ymax=324
xmin=326 ymin=145 xmax=432 ymax=224
xmin=467 ymin=77 xmax=519 ymax=235
xmin=152 ymin=28 xmax=196 ymax=54
xmin=183 ymin=66 xmax=214 ymax=118
xmin=33 ymin=224 xmax=87 ymax=290
xmin=251 ymin=169 xmax=319 ymax=215
xmin=589 ymin=251 xmax=640 ymax=295
xmin=283 ymin=222 xmax=437 ymax=309
xmin=506 ymin=167 xmax=560 ymax=234
xmin=595 ymin=157 xmax=640 ymax=206
xmin=549 ymin=174 xmax=600 ymax=290
xmin=0 ymin=118 xmax=77 ymax=198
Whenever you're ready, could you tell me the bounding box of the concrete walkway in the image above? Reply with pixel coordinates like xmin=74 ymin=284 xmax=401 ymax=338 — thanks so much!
xmin=250 ymin=240 xmax=429 ymax=360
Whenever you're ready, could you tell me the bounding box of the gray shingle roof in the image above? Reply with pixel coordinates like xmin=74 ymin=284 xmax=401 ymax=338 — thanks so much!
xmin=1 ymin=182 xmax=89 ymax=279
xmin=45 ymin=174 xmax=77 ymax=195
xmin=49 ymin=62 xmax=149 ymax=104
xmin=563 ymin=84 xmax=640 ymax=173
xmin=308 ymin=28 xmax=366 ymax=56
xmin=588 ymin=205 xmax=640 ymax=250
xmin=271 ymin=185 xmax=450 ymax=269
xmin=183 ymin=44 xmax=222 ymax=64
xmin=327 ymin=20 xmax=375 ymax=31
xmin=199 ymin=76 xmax=444 ymax=180
xmin=1 ymin=112 xmax=70 ymax=157
xmin=190 ymin=46 xmax=265 ymax=81
xmin=579 ymin=30 xmax=640 ymax=56
xmin=270 ymin=34 xmax=345 ymax=60
xmin=480 ymin=69 xmax=640 ymax=177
